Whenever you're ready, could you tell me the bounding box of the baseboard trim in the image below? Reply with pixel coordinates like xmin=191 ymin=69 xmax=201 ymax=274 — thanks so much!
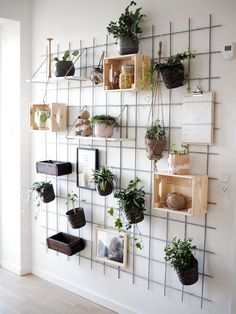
xmin=32 ymin=267 xmax=137 ymax=314
xmin=1 ymin=260 xmax=29 ymax=275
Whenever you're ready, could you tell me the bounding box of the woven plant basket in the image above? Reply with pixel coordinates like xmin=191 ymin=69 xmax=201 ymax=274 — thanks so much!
xmin=145 ymin=139 xmax=166 ymax=160
xmin=160 ymin=64 xmax=184 ymax=89
xmin=66 ymin=207 xmax=86 ymax=229
xmin=97 ymin=182 xmax=113 ymax=196
xmin=40 ymin=183 xmax=55 ymax=203
xmin=124 ymin=208 xmax=144 ymax=225
xmin=176 ymin=256 xmax=199 ymax=285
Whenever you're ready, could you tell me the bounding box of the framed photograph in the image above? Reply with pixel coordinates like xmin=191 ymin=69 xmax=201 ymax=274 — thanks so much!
xmin=95 ymin=228 xmax=128 ymax=267
xmin=76 ymin=148 xmax=98 ymax=190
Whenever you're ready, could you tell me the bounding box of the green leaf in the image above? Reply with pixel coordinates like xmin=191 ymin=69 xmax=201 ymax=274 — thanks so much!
xmin=108 ymin=207 xmax=114 ymax=216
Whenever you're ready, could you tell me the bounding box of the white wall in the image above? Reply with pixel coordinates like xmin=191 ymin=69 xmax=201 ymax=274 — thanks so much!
xmin=0 ymin=0 xmax=31 ymax=274
xmin=30 ymin=1 xmax=236 ymax=314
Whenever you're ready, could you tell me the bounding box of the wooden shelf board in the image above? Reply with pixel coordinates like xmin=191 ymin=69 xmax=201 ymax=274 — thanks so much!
xmin=153 ymin=204 xmax=191 ymax=216
xmin=66 ymin=135 xmax=135 ymax=142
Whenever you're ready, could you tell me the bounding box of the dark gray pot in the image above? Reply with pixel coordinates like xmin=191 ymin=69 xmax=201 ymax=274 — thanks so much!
xmin=117 ymin=37 xmax=139 ymax=55
xmin=55 ymin=61 xmax=75 ymax=77
xmin=66 ymin=207 xmax=86 ymax=229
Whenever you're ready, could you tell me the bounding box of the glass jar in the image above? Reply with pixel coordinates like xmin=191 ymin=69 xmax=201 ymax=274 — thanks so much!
xmin=119 ymin=64 xmax=134 ymax=89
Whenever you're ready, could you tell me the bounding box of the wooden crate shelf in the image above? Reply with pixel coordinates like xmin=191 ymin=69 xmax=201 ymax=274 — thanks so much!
xmin=30 ymin=103 xmax=67 ymax=132
xmin=153 ymin=172 xmax=208 ymax=216
xmin=103 ymin=54 xmax=151 ymax=91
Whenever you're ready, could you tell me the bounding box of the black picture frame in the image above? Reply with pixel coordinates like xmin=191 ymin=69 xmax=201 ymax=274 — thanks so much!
xmin=76 ymin=148 xmax=98 ymax=190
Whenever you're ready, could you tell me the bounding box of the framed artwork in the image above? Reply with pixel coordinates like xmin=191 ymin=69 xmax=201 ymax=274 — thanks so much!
xmin=95 ymin=228 xmax=128 ymax=267
xmin=76 ymin=148 xmax=98 ymax=190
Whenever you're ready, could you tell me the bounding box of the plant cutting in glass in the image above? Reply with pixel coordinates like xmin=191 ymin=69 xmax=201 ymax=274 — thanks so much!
xmin=108 ymin=177 xmax=146 ymax=249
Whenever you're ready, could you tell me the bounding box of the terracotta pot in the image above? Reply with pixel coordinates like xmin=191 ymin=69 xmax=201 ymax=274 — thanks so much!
xmin=176 ymin=256 xmax=198 ymax=285
xmin=66 ymin=207 xmax=86 ymax=229
xmin=94 ymin=123 xmax=114 ymax=138
xmin=168 ymin=154 xmax=190 ymax=175
xmin=145 ymin=139 xmax=166 ymax=160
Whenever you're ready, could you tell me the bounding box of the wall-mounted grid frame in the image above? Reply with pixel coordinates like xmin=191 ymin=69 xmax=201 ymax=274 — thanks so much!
xmin=33 ymin=14 xmax=221 ymax=310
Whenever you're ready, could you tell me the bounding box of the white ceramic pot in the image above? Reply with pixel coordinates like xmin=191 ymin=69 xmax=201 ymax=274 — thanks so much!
xmin=94 ymin=123 xmax=114 ymax=138
xmin=168 ymin=154 xmax=190 ymax=175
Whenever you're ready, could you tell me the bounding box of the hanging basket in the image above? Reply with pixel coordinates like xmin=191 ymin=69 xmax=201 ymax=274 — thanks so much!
xmin=124 ymin=208 xmax=144 ymax=225
xmin=176 ymin=256 xmax=199 ymax=285
xmin=39 ymin=183 xmax=55 ymax=203
xmin=66 ymin=207 xmax=86 ymax=229
xmin=145 ymin=138 xmax=166 ymax=160
xmin=97 ymin=182 xmax=113 ymax=196
xmin=160 ymin=64 xmax=184 ymax=89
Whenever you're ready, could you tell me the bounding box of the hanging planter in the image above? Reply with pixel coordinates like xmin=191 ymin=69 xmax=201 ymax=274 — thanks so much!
xmin=106 ymin=2 xmax=145 ymax=55
xmin=30 ymin=181 xmax=55 ymax=205
xmin=91 ymin=166 xmax=118 ymax=197
xmin=90 ymin=51 xmax=105 ymax=85
xmin=124 ymin=207 xmax=144 ymax=224
xmin=66 ymin=192 xmax=86 ymax=229
xmin=145 ymin=120 xmax=167 ymax=160
xmin=160 ymin=63 xmax=184 ymax=89
xmin=164 ymin=237 xmax=199 ymax=286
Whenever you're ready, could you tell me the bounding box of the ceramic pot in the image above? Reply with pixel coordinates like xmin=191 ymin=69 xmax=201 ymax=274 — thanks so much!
xmin=38 ymin=183 xmax=55 ymax=203
xmin=117 ymin=37 xmax=139 ymax=55
xmin=97 ymin=182 xmax=113 ymax=196
xmin=124 ymin=208 xmax=144 ymax=224
xmin=94 ymin=123 xmax=114 ymax=138
xmin=55 ymin=61 xmax=75 ymax=77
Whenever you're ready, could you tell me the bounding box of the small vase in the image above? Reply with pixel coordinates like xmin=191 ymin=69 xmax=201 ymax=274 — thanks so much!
xmin=117 ymin=37 xmax=139 ymax=55
xmin=94 ymin=123 xmax=114 ymax=138
xmin=55 ymin=61 xmax=75 ymax=77
xmin=66 ymin=207 xmax=86 ymax=229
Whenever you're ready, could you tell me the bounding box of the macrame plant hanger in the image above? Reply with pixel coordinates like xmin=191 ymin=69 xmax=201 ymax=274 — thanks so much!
xmin=146 ymin=41 xmax=166 ymax=171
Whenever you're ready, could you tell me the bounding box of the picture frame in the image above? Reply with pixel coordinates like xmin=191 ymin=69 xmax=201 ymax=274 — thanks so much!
xmin=76 ymin=148 xmax=98 ymax=190
xmin=95 ymin=228 xmax=128 ymax=267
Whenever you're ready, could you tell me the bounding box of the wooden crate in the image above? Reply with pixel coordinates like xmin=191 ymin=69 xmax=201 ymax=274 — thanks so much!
xmin=153 ymin=172 xmax=208 ymax=216
xmin=103 ymin=54 xmax=151 ymax=91
xmin=30 ymin=103 xmax=67 ymax=132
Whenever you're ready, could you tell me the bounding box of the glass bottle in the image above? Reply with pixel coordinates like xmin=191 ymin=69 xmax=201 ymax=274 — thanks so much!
xmin=119 ymin=64 xmax=134 ymax=89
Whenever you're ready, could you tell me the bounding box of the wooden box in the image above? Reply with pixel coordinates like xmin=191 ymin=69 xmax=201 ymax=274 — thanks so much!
xmin=47 ymin=232 xmax=85 ymax=256
xmin=153 ymin=172 xmax=208 ymax=216
xmin=103 ymin=54 xmax=151 ymax=91
xmin=36 ymin=160 xmax=72 ymax=176
xmin=30 ymin=103 xmax=67 ymax=132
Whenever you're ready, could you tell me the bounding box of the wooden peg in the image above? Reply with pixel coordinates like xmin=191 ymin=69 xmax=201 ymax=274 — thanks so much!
xmin=47 ymin=38 xmax=53 ymax=78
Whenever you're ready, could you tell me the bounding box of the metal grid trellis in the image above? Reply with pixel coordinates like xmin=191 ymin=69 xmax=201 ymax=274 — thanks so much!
xmin=37 ymin=15 xmax=221 ymax=309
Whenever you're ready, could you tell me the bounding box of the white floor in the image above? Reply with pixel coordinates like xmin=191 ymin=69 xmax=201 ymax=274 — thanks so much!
xmin=0 ymin=268 xmax=116 ymax=314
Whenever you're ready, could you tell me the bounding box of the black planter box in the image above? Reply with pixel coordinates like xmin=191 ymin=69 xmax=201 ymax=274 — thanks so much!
xmin=47 ymin=232 xmax=85 ymax=256
xmin=36 ymin=160 xmax=72 ymax=176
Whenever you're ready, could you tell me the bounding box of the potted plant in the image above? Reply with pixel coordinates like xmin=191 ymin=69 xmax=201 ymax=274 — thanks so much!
xmin=145 ymin=120 xmax=167 ymax=160
xmin=168 ymin=144 xmax=190 ymax=175
xmin=107 ymin=1 xmax=145 ymax=55
xmin=66 ymin=192 xmax=86 ymax=229
xmin=91 ymin=166 xmax=118 ymax=196
xmin=152 ymin=50 xmax=195 ymax=89
xmin=113 ymin=177 xmax=146 ymax=225
xmin=91 ymin=114 xmax=118 ymax=138
xmin=30 ymin=181 xmax=55 ymax=205
xmin=53 ymin=49 xmax=80 ymax=77
xmin=37 ymin=108 xmax=50 ymax=129
xmin=164 ymin=237 xmax=198 ymax=285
